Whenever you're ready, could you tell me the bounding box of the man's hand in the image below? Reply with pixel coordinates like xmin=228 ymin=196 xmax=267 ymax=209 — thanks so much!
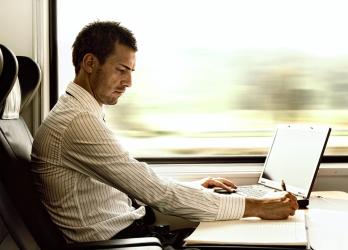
xmin=244 ymin=192 xmax=299 ymax=220
xmin=199 ymin=177 xmax=237 ymax=192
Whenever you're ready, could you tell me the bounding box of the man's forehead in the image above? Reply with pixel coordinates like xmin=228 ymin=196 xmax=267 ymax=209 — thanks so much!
xmin=112 ymin=42 xmax=136 ymax=55
xmin=107 ymin=43 xmax=136 ymax=67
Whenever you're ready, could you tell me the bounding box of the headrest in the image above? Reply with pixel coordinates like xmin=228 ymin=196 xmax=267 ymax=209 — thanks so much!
xmin=0 ymin=45 xmax=41 ymax=120
xmin=0 ymin=44 xmax=18 ymax=112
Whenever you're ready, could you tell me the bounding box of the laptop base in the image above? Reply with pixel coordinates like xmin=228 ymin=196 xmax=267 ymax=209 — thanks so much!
xmin=297 ymin=199 xmax=309 ymax=209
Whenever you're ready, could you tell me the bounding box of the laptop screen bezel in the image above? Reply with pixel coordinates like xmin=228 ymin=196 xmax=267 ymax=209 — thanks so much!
xmin=257 ymin=124 xmax=331 ymax=199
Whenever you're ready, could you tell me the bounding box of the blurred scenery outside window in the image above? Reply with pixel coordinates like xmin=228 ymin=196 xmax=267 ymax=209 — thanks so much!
xmin=57 ymin=0 xmax=348 ymax=157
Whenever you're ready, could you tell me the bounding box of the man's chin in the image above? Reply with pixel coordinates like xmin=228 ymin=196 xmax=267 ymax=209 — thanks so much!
xmin=104 ymin=97 xmax=119 ymax=105
xmin=110 ymin=99 xmax=118 ymax=105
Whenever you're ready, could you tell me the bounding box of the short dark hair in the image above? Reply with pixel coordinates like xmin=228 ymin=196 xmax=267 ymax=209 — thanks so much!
xmin=72 ymin=21 xmax=137 ymax=74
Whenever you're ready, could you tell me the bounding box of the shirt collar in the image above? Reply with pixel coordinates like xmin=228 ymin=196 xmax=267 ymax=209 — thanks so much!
xmin=65 ymin=82 xmax=105 ymax=120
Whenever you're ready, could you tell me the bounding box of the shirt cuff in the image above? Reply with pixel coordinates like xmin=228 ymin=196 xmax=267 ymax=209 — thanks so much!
xmin=216 ymin=194 xmax=246 ymax=220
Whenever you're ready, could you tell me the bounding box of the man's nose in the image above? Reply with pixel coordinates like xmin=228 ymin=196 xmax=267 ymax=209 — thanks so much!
xmin=122 ymin=72 xmax=132 ymax=87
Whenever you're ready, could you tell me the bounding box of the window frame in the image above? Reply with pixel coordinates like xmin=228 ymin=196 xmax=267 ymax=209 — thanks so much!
xmin=49 ymin=0 xmax=348 ymax=164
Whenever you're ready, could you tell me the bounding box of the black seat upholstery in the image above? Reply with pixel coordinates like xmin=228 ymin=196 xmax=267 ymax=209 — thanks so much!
xmin=0 ymin=44 xmax=162 ymax=250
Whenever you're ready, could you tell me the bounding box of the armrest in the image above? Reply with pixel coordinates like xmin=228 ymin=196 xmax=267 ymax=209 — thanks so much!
xmin=65 ymin=237 xmax=162 ymax=249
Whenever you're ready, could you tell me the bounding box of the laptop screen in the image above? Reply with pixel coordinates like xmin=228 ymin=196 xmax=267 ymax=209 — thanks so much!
xmin=259 ymin=125 xmax=331 ymax=198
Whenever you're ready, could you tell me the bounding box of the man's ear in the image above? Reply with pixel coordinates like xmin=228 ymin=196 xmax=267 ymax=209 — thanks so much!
xmin=81 ymin=53 xmax=97 ymax=74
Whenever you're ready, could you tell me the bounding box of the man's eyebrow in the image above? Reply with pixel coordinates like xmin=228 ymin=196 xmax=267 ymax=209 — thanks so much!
xmin=119 ymin=63 xmax=135 ymax=71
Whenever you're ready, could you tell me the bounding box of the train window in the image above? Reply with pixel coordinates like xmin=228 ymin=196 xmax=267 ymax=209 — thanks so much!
xmin=56 ymin=0 xmax=348 ymax=157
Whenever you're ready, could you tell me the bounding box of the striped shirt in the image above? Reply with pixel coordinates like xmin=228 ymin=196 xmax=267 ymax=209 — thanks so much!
xmin=31 ymin=82 xmax=245 ymax=242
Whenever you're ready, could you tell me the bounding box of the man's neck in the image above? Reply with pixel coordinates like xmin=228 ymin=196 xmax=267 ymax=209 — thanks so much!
xmin=74 ymin=74 xmax=92 ymax=94
xmin=73 ymin=75 xmax=102 ymax=107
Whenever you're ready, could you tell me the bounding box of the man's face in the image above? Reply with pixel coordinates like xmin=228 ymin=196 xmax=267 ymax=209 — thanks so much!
xmin=90 ymin=42 xmax=136 ymax=105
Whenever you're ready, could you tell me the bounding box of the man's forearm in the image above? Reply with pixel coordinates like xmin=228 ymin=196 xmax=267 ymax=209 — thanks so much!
xmin=243 ymin=198 xmax=261 ymax=218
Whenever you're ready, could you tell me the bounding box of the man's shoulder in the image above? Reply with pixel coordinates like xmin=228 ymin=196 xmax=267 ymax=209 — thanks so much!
xmin=46 ymin=101 xmax=102 ymax=130
xmin=39 ymin=99 xmax=83 ymax=130
xmin=47 ymin=102 xmax=78 ymax=123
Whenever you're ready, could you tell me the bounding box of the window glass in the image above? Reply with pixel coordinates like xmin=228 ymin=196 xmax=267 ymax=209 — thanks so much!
xmin=57 ymin=0 xmax=348 ymax=157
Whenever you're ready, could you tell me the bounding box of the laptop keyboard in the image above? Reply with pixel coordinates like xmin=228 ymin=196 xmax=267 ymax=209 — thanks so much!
xmin=236 ymin=185 xmax=270 ymax=198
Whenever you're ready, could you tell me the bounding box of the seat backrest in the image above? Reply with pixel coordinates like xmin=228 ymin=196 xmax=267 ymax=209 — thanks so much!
xmin=0 ymin=44 xmax=67 ymax=250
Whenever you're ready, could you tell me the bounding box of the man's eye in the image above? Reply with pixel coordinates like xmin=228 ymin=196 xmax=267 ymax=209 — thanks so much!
xmin=116 ymin=68 xmax=125 ymax=73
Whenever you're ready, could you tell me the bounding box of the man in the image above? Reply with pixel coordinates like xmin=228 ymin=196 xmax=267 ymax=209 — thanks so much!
xmin=31 ymin=21 xmax=298 ymax=246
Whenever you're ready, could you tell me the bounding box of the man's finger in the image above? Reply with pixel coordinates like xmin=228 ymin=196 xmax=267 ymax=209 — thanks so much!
xmin=283 ymin=192 xmax=299 ymax=209
xmin=211 ymin=181 xmax=234 ymax=191
xmin=216 ymin=178 xmax=237 ymax=188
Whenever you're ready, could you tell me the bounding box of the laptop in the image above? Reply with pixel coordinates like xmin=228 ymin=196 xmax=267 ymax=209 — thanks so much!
xmin=235 ymin=124 xmax=331 ymax=208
